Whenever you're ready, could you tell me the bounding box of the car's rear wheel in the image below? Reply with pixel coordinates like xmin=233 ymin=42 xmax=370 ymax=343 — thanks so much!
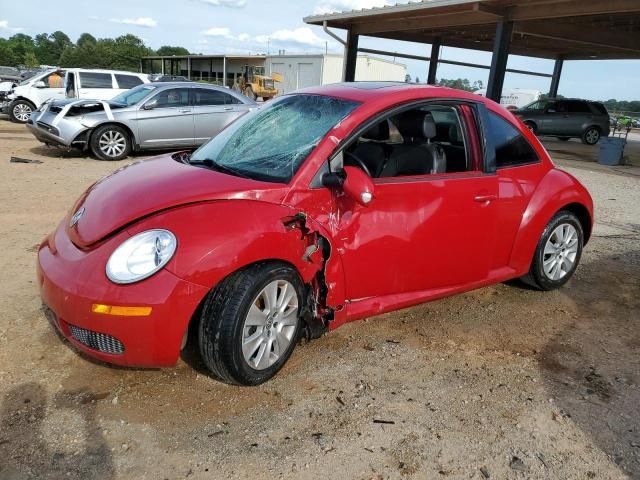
xmin=522 ymin=211 xmax=584 ymax=291
xmin=199 ymin=262 xmax=303 ymax=385
xmin=90 ymin=125 xmax=131 ymax=161
xmin=9 ymin=99 xmax=35 ymax=123
xmin=523 ymin=121 xmax=537 ymax=134
xmin=582 ymin=127 xmax=601 ymax=145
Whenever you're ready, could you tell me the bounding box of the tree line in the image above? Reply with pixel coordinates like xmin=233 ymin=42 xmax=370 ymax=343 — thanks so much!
xmin=0 ymin=31 xmax=189 ymax=72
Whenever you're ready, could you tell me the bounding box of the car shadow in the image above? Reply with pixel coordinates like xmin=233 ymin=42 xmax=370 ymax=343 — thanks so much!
xmin=537 ymin=249 xmax=640 ymax=477
xmin=0 ymin=382 xmax=115 ymax=480
xmin=28 ymin=145 xmax=192 ymax=162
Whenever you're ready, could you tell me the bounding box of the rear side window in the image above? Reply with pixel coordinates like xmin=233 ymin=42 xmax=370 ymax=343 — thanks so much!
xmin=115 ymin=74 xmax=143 ymax=89
xmin=191 ymin=88 xmax=241 ymax=106
xmin=590 ymin=102 xmax=608 ymax=115
xmin=79 ymin=72 xmax=113 ymax=89
xmin=487 ymin=112 xmax=539 ymax=168
xmin=567 ymin=100 xmax=591 ymax=113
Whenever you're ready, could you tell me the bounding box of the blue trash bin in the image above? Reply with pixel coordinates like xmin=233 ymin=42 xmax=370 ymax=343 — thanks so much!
xmin=598 ymin=137 xmax=626 ymax=166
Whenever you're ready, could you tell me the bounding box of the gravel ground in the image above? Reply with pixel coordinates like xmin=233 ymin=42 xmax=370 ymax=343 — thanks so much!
xmin=0 ymin=120 xmax=638 ymax=480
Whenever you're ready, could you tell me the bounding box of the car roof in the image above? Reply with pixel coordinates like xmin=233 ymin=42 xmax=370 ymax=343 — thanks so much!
xmin=294 ymin=81 xmax=490 ymax=105
xmin=64 ymin=68 xmax=147 ymax=76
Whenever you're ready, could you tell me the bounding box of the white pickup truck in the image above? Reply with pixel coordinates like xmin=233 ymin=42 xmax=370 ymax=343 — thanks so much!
xmin=2 ymin=68 xmax=150 ymax=123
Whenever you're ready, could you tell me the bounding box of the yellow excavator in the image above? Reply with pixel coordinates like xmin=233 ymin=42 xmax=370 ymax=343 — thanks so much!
xmin=234 ymin=65 xmax=281 ymax=101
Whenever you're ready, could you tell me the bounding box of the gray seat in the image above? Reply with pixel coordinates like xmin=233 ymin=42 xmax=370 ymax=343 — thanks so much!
xmin=381 ymin=111 xmax=447 ymax=177
xmin=348 ymin=120 xmax=390 ymax=177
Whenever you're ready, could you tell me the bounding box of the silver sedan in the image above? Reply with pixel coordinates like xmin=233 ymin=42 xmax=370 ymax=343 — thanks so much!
xmin=26 ymin=82 xmax=257 ymax=160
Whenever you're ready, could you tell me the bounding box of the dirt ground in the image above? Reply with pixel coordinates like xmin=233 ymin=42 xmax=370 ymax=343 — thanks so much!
xmin=0 ymin=118 xmax=638 ymax=480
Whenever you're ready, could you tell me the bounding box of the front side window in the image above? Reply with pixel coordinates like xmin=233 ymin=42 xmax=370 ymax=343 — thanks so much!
xmin=151 ymin=88 xmax=190 ymax=108
xmin=487 ymin=111 xmax=539 ymax=168
xmin=115 ymin=74 xmax=143 ymax=89
xmin=41 ymin=71 xmax=64 ymax=88
xmin=523 ymin=100 xmax=547 ymax=111
xmin=191 ymin=88 xmax=241 ymax=106
xmin=340 ymin=103 xmax=471 ymax=178
xmin=190 ymin=94 xmax=360 ymax=183
xmin=79 ymin=72 xmax=113 ymax=89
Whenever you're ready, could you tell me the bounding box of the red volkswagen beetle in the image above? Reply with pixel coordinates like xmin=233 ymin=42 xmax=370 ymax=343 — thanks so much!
xmin=37 ymin=82 xmax=593 ymax=385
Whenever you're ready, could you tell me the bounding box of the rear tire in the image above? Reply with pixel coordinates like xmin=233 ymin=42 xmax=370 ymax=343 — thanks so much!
xmin=581 ymin=127 xmax=601 ymax=145
xmin=198 ymin=262 xmax=303 ymax=385
xmin=521 ymin=211 xmax=584 ymax=291
xmin=90 ymin=125 xmax=131 ymax=161
xmin=9 ymin=99 xmax=35 ymax=123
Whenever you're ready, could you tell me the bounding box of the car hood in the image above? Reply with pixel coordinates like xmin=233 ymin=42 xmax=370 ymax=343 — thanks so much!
xmin=67 ymin=154 xmax=288 ymax=248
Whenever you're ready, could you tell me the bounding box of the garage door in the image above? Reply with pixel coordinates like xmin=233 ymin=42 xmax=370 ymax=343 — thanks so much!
xmin=297 ymin=63 xmax=315 ymax=89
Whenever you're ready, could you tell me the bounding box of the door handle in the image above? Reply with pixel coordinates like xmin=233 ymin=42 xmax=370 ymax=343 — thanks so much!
xmin=223 ymin=107 xmax=233 ymax=111
xmin=474 ymin=194 xmax=497 ymax=203
xmin=179 ymin=109 xmax=191 ymax=113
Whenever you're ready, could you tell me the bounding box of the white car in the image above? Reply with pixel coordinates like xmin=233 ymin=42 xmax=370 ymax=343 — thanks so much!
xmin=3 ymin=68 xmax=150 ymax=123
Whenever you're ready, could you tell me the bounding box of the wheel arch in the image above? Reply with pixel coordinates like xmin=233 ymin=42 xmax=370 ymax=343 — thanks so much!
xmin=508 ymin=168 xmax=594 ymax=274
xmin=11 ymin=96 xmax=37 ymax=107
xmin=89 ymin=121 xmax=137 ymax=151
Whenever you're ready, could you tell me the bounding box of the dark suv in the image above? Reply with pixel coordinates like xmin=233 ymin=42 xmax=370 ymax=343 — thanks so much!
xmin=514 ymin=98 xmax=610 ymax=145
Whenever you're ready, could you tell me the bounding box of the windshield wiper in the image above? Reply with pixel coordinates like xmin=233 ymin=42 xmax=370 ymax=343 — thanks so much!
xmin=189 ymin=158 xmax=251 ymax=179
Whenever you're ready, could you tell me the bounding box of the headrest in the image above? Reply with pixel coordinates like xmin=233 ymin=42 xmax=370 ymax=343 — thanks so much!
xmin=362 ymin=120 xmax=390 ymax=141
xmin=396 ymin=111 xmax=437 ymax=139
xmin=449 ymin=123 xmax=462 ymax=144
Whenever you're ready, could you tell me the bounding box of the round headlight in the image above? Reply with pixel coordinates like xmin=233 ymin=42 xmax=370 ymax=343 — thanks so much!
xmin=106 ymin=230 xmax=177 ymax=284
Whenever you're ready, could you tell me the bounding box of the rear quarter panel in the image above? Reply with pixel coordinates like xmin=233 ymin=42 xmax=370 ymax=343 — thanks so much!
xmin=508 ymin=168 xmax=593 ymax=274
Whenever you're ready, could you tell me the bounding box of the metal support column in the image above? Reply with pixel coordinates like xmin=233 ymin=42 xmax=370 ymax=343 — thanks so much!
xmin=187 ymin=57 xmax=191 ymax=80
xmin=486 ymin=20 xmax=513 ymax=102
xmin=427 ymin=37 xmax=440 ymax=85
xmin=549 ymin=57 xmax=564 ymax=98
xmin=223 ymin=56 xmax=227 ymax=88
xmin=161 ymin=58 xmax=165 ymax=75
xmin=343 ymin=29 xmax=359 ymax=82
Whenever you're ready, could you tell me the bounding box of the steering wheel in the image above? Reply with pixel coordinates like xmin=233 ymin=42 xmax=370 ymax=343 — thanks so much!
xmin=344 ymin=151 xmax=373 ymax=177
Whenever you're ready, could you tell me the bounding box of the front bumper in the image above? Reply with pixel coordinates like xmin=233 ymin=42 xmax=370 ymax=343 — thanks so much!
xmin=26 ymin=120 xmax=70 ymax=147
xmin=0 ymin=99 xmax=9 ymax=114
xmin=37 ymin=222 xmax=209 ymax=367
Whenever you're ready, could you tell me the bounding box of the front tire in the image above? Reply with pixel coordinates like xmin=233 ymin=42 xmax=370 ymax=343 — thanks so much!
xmin=582 ymin=127 xmax=601 ymax=145
xmin=524 ymin=121 xmax=537 ymax=135
xmin=90 ymin=125 xmax=131 ymax=161
xmin=199 ymin=263 xmax=303 ymax=385
xmin=9 ymin=99 xmax=36 ymax=123
xmin=522 ymin=211 xmax=584 ymax=291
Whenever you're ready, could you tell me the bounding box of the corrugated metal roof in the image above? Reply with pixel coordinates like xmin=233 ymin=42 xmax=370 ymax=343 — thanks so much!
xmin=304 ymin=0 xmax=481 ymax=23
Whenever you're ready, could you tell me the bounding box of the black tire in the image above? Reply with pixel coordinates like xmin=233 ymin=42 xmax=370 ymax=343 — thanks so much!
xmin=90 ymin=124 xmax=131 ymax=161
xmin=523 ymin=121 xmax=537 ymax=135
xmin=557 ymin=137 xmax=570 ymax=141
xmin=521 ymin=211 xmax=584 ymax=291
xmin=581 ymin=127 xmax=601 ymax=145
xmin=9 ymin=99 xmax=36 ymax=123
xmin=198 ymin=262 xmax=303 ymax=386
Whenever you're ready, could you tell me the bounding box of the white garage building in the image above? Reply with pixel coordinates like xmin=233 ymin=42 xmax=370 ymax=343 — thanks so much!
xmin=265 ymin=54 xmax=406 ymax=94
xmin=141 ymin=53 xmax=406 ymax=94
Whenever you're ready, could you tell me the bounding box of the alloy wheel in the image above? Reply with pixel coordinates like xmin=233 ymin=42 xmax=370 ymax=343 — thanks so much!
xmin=585 ymin=129 xmax=600 ymax=145
xmin=542 ymin=223 xmax=579 ymax=281
xmin=99 ymin=130 xmax=127 ymax=158
xmin=13 ymin=103 xmax=32 ymax=122
xmin=241 ymin=279 xmax=299 ymax=370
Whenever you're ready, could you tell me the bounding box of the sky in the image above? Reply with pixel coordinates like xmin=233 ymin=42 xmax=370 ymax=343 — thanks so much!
xmin=2 ymin=0 xmax=639 ymax=101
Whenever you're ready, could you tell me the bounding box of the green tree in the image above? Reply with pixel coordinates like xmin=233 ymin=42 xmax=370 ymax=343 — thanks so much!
xmin=7 ymin=34 xmax=36 ymax=66
xmin=23 ymin=51 xmax=39 ymax=68
xmin=0 ymin=38 xmax=18 ymax=66
xmin=436 ymin=77 xmax=483 ymax=92
xmin=156 ymin=46 xmax=190 ymax=56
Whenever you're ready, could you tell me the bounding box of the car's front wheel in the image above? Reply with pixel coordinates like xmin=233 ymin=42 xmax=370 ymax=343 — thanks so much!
xmin=582 ymin=127 xmax=601 ymax=145
xmin=199 ymin=262 xmax=303 ymax=385
xmin=90 ymin=125 xmax=132 ymax=161
xmin=522 ymin=211 xmax=584 ymax=291
xmin=9 ymin=99 xmax=36 ymax=123
xmin=523 ymin=121 xmax=537 ymax=134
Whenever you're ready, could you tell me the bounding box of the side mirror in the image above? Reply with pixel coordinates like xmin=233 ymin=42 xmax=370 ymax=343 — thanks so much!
xmin=143 ymin=99 xmax=158 ymax=110
xmin=34 ymin=81 xmax=46 ymax=89
xmin=341 ymin=166 xmax=375 ymax=206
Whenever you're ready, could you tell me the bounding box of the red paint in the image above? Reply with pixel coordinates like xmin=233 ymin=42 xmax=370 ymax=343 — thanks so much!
xmin=38 ymin=84 xmax=593 ymax=367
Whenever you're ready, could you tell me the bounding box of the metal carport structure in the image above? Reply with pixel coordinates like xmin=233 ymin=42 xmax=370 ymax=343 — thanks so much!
xmin=304 ymin=0 xmax=640 ymax=101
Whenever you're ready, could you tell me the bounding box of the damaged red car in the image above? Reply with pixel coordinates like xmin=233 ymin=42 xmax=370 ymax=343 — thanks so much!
xmin=37 ymin=82 xmax=593 ymax=385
